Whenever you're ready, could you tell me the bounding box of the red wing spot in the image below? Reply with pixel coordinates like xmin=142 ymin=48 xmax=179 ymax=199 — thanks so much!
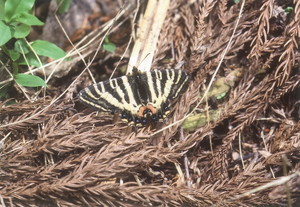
xmin=147 ymin=104 xmax=157 ymax=114
xmin=137 ymin=106 xmax=147 ymax=117
xmin=137 ymin=105 xmax=158 ymax=118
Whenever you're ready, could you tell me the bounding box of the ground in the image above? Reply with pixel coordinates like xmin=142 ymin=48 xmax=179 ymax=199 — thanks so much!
xmin=0 ymin=0 xmax=299 ymax=206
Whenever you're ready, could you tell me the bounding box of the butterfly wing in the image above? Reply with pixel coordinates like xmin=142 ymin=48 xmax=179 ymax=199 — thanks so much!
xmin=141 ymin=69 xmax=190 ymax=109
xmin=79 ymin=69 xmax=190 ymax=126
xmin=78 ymin=75 xmax=142 ymax=115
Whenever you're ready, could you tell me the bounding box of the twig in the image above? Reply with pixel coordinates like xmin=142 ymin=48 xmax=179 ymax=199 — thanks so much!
xmin=180 ymin=127 xmax=192 ymax=188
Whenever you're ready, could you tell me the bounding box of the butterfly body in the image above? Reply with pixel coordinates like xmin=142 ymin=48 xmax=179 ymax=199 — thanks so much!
xmin=79 ymin=69 xmax=190 ymax=127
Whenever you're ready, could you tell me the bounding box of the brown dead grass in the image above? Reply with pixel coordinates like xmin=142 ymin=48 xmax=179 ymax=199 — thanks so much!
xmin=0 ymin=0 xmax=299 ymax=206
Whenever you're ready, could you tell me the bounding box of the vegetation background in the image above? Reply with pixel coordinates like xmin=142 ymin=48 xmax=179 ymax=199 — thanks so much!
xmin=0 ymin=0 xmax=299 ymax=206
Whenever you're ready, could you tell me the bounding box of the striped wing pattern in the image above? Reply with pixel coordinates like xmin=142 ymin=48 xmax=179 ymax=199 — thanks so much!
xmin=79 ymin=69 xmax=190 ymax=126
xmin=79 ymin=75 xmax=141 ymax=113
xmin=145 ymin=69 xmax=190 ymax=108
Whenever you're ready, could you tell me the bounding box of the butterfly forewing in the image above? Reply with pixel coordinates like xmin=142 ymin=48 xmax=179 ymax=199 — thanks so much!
xmin=79 ymin=76 xmax=141 ymax=115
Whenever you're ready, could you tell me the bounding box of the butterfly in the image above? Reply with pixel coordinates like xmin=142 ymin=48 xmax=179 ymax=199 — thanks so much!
xmin=78 ymin=68 xmax=190 ymax=127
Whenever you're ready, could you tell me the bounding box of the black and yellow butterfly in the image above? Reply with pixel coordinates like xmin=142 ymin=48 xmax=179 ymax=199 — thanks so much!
xmin=78 ymin=68 xmax=190 ymax=127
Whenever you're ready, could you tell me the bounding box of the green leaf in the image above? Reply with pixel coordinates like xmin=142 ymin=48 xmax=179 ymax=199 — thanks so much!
xmin=4 ymin=0 xmax=35 ymax=21
xmin=56 ymin=0 xmax=72 ymax=13
xmin=103 ymin=42 xmax=116 ymax=53
xmin=31 ymin=40 xmax=66 ymax=59
xmin=15 ymin=12 xmax=44 ymax=26
xmin=14 ymin=39 xmax=30 ymax=54
xmin=182 ymin=110 xmax=220 ymax=132
xmin=0 ymin=0 xmax=5 ymax=20
xmin=12 ymin=23 xmax=30 ymax=38
xmin=103 ymin=37 xmax=116 ymax=53
xmin=216 ymin=92 xmax=227 ymax=100
xmin=285 ymin=7 xmax=293 ymax=14
xmin=18 ymin=52 xmax=42 ymax=67
xmin=0 ymin=21 xmax=12 ymax=46
xmin=14 ymin=73 xmax=47 ymax=87
xmin=7 ymin=49 xmax=20 ymax=61
xmin=102 ymin=38 xmax=116 ymax=52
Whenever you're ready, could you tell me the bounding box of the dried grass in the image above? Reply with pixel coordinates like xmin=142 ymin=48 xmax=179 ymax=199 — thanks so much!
xmin=0 ymin=0 xmax=299 ymax=206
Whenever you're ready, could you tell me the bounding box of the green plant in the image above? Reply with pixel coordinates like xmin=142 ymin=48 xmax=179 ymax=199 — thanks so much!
xmin=285 ymin=6 xmax=293 ymax=14
xmin=0 ymin=0 xmax=66 ymax=97
xmin=56 ymin=0 xmax=72 ymax=14
xmin=103 ymin=36 xmax=116 ymax=53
